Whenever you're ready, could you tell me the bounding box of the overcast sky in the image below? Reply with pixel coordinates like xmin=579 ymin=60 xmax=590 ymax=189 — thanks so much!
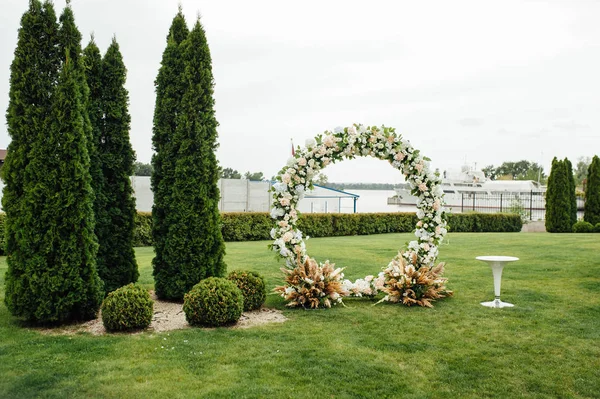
xmin=1 ymin=0 xmax=599 ymax=183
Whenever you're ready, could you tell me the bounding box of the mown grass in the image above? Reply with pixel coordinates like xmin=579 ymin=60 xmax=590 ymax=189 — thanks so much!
xmin=1 ymin=233 xmax=599 ymax=398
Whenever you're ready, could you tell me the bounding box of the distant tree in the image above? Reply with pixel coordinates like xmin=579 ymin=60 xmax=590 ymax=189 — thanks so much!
xmin=545 ymin=158 xmax=572 ymax=233
xmin=244 ymin=171 xmax=265 ymax=181
xmin=134 ymin=162 xmax=153 ymax=176
xmin=315 ymin=173 xmax=329 ymax=185
xmin=151 ymin=9 xmax=190 ymax=299
xmin=221 ymin=167 xmax=241 ymax=179
xmin=584 ymin=155 xmax=600 ymax=225
xmin=90 ymin=37 xmax=138 ymax=293
xmin=494 ymin=160 xmax=545 ymax=182
xmin=482 ymin=165 xmax=497 ymax=180
xmin=564 ymin=158 xmax=577 ymax=227
xmin=575 ymin=157 xmax=591 ymax=187
xmin=152 ymin=12 xmax=226 ymax=300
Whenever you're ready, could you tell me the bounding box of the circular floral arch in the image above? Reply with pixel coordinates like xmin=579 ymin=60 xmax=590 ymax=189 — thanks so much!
xmin=271 ymin=125 xmax=450 ymax=307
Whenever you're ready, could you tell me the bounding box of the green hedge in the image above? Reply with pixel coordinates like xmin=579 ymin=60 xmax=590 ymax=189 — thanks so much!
xmin=0 ymin=211 xmax=523 ymax=252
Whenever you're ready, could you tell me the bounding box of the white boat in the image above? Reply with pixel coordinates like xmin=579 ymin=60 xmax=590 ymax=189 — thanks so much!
xmin=389 ymin=166 xmax=546 ymax=211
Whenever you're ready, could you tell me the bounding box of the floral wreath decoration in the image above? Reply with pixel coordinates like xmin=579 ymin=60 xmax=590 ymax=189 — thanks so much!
xmin=270 ymin=125 xmax=452 ymax=308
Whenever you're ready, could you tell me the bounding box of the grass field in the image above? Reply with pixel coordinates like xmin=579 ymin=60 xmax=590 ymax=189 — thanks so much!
xmin=1 ymin=232 xmax=599 ymax=398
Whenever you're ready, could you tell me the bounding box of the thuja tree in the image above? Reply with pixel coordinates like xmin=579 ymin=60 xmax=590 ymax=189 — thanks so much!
xmin=584 ymin=155 xmax=600 ymax=225
xmin=564 ymin=158 xmax=577 ymax=227
xmin=151 ymin=10 xmax=189 ymax=299
xmin=545 ymin=158 xmax=573 ymax=233
xmin=3 ymin=0 xmax=62 ymax=320
xmin=4 ymin=2 xmax=103 ymax=323
xmin=84 ymin=37 xmax=138 ymax=293
xmin=152 ymin=13 xmax=226 ymax=300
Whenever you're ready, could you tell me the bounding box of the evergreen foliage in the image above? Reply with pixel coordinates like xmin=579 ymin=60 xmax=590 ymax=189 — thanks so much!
xmin=151 ymin=10 xmax=189 ymax=300
xmin=3 ymin=0 xmax=62 ymax=320
xmin=89 ymin=37 xmax=138 ymax=293
xmin=152 ymin=12 xmax=226 ymax=300
xmin=101 ymin=284 xmax=153 ymax=331
xmin=183 ymin=278 xmax=243 ymax=327
xmin=3 ymin=2 xmax=102 ymax=323
xmin=227 ymin=270 xmax=266 ymax=311
xmin=545 ymin=158 xmax=573 ymax=233
xmin=584 ymin=155 xmax=600 ymax=225
xmin=564 ymin=158 xmax=577 ymax=227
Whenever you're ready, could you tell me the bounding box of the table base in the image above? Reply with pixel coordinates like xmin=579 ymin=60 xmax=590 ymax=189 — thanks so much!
xmin=481 ymin=299 xmax=514 ymax=308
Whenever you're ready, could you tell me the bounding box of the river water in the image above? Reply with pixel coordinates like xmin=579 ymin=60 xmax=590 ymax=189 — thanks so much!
xmin=338 ymin=189 xmax=416 ymax=213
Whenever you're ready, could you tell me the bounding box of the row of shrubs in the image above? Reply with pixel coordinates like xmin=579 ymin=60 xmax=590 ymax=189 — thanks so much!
xmin=131 ymin=211 xmax=523 ymax=246
xmin=102 ymin=270 xmax=267 ymax=332
xmin=572 ymin=221 xmax=600 ymax=233
xmin=0 ymin=211 xmax=523 ymax=254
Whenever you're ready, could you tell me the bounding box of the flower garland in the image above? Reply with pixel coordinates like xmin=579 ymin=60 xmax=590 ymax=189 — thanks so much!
xmin=271 ymin=124 xmax=449 ymax=306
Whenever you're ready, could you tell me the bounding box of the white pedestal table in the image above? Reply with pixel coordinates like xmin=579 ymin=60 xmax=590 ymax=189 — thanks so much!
xmin=476 ymin=256 xmax=519 ymax=308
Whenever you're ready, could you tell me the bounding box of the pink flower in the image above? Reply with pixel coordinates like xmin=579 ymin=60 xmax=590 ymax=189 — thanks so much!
xmin=418 ymin=183 xmax=428 ymax=192
xmin=394 ymin=152 xmax=406 ymax=161
xmin=433 ymin=199 xmax=441 ymax=211
xmin=282 ymin=174 xmax=291 ymax=184
xmin=416 ymin=221 xmax=423 ymax=227
xmin=278 ymin=220 xmax=289 ymax=228
xmin=298 ymin=158 xmax=307 ymax=166
xmin=280 ymin=198 xmax=290 ymax=206
xmin=415 ymin=162 xmax=424 ymax=173
xmin=282 ymin=232 xmax=294 ymax=242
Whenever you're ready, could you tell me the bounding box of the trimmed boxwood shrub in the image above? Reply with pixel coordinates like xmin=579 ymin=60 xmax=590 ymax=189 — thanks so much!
xmin=227 ymin=270 xmax=266 ymax=311
xmin=101 ymin=284 xmax=154 ymax=332
xmin=595 ymin=223 xmax=600 ymax=233
xmin=573 ymin=221 xmax=594 ymax=233
xmin=183 ymin=277 xmax=243 ymax=327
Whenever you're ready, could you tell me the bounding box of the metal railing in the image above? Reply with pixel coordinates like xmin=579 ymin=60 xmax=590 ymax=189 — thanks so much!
xmin=459 ymin=191 xmax=585 ymax=221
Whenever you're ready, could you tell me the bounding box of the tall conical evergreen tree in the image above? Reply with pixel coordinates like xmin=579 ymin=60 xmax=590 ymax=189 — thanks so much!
xmin=83 ymin=37 xmax=106 ymax=240
xmin=4 ymin=1 xmax=102 ymax=323
xmin=3 ymin=0 xmax=61 ymax=319
xmin=584 ymin=155 xmax=600 ymax=225
xmin=93 ymin=38 xmax=138 ymax=293
xmin=545 ymin=158 xmax=572 ymax=233
xmin=564 ymin=158 xmax=577 ymax=227
xmin=152 ymin=12 xmax=226 ymax=300
xmin=152 ymin=10 xmax=190 ymax=300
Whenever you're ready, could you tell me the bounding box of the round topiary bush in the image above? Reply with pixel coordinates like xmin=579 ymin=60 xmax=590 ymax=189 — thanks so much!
xmin=573 ymin=221 xmax=594 ymax=233
xmin=227 ymin=270 xmax=266 ymax=311
xmin=101 ymin=284 xmax=154 ymax=332
xmin=183 ymin=277 xmax=243 ymax=327
xmin=594 ymin=223 xmax=600 ymax=233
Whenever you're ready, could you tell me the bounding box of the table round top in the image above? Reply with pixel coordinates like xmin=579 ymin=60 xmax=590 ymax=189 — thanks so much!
xmin=476 ymin=256 xmax=519 ymax=262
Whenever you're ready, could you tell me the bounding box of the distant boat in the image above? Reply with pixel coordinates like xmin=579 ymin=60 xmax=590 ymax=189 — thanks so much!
xmin=389 ymin=166 xmax=547 ymax=209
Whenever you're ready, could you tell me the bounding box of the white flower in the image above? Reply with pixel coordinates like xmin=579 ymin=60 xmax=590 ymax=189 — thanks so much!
xmin=286 ymin=157 xmax=296 ymax=167
xmin=305 ymin=138 xmax=316 ymax=148
xmin=273 ymin=182 xmax=287 ymax=194
xmin=270 ymin=207 xmax=285 ymax=219
xmin=334 ymin=126 xmax=344 ymax=134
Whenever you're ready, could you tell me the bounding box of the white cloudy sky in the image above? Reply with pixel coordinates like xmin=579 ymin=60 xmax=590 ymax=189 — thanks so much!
xmin=1 ymin=0 xmax=599 ymax=183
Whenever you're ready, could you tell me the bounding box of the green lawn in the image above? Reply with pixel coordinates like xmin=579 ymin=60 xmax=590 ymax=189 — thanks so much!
xmin=1 ymin=233 xmax=599 ymax=398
